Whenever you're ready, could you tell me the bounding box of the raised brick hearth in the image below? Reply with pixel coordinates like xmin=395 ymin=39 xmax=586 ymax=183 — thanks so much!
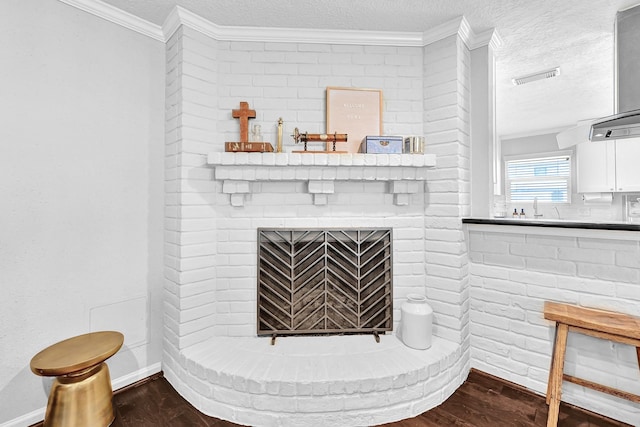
xmin=166 ymin=335 xmax=464 ymax=427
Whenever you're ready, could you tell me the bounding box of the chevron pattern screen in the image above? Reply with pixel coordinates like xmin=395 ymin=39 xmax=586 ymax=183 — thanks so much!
xmin=257 ymin=228 xmax=393 ymax=336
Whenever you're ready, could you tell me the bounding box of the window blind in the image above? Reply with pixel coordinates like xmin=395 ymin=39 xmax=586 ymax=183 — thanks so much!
xmin=505 ymin=155 xmax=571 ymax=203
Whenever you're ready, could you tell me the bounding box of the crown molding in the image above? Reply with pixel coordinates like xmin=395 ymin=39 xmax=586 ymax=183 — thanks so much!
xmin=470 ymin=28 xmax=504 ymax=51
xmin=163 ymin=6 xmax=424 ymax=46
xmin=59 ymin=0 xmax=497 ymax=50
xmin=57 ymin=0 xmax=164 ymax=41
xmin=421 ymin=16 xmax=504 ymax=51
xmin=422 ymin=16 xmax=472 ymax=47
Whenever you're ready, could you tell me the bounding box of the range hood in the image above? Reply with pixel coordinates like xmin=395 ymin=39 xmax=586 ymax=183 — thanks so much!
xmin=587 ymin=5 xmax=640 ymax=142
xmin=589 ymin=109 xmax=640 ymax=141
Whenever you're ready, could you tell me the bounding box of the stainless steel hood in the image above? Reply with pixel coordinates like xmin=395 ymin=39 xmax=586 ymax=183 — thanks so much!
xmin=590 ymin=109 xmax=640 ymax=141
xmin=588 ymin=5 xmax=640 ymax=141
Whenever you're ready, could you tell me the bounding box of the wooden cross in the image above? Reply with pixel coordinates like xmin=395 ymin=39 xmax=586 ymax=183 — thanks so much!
xmin=232 ymin=101 xmax=256 ymax=143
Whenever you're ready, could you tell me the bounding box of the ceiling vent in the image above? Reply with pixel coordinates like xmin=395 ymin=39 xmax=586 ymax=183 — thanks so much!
xmin=512 ymin=67 xmax=560 ymax=86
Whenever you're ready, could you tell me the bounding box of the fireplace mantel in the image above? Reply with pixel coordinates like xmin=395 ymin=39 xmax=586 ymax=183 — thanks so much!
xmin=207 ymin=152 xmax=436 ymax=206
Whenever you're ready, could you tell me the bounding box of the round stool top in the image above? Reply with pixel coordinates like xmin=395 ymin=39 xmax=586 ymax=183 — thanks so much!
xmin=30 ymin=331 xmax=124 ymax=377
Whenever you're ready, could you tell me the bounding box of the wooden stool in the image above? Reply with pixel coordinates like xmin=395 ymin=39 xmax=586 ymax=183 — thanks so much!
xmin=30 ymin=331 xmax=124 ymax=427
xmin=543 ymin=301 xmax=640 ymax=427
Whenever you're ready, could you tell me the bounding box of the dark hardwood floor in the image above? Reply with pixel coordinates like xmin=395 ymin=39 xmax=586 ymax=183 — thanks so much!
xmin=31 ymin=369 xmax=632 ymax=427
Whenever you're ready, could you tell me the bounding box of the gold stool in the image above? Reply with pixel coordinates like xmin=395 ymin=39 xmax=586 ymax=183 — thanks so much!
xmin=30 ymin=331 xmax=124 ymax=427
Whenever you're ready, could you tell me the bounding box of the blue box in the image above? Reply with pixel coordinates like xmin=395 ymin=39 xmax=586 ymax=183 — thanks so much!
xmin=361 ymin=136 xmax=404 ymax=153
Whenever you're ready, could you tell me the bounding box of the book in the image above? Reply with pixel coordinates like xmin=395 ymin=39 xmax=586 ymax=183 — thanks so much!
xmin=225 ymin=142 xmax=274 ymax=152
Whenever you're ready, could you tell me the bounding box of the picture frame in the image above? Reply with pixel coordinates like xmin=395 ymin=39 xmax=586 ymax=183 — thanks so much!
xmin=326 ymin=87 xmax=383 ymax=153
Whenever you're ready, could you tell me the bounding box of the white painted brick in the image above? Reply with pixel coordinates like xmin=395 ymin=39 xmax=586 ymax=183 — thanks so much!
xmin=180 ymin=267 xmax=216 ymax=284
xmin=559 ymin=276 xmax=616 ymax=296
xmin=558 ymin=247 xmax=615 ymax=264
xmin=616 ymin=250 xmax=640 ymax=268
xmin=470 ymin=311 xmax=510 ymax=331
xmin=526 ymin=258 xmax=577 ymax=276
xmin=508 ymin=270 xmax=556 ymax=287
xmin=472 ymin=348 xmax=530 ymax=376
xmin=524 ymin=336 xmax=552 ymax=357
xmin=577 ymin=263 xmax=638 ymax=283
xmin=525 ymin=285 xmax=579 ymax=303
xmin=506 ymin=294 xmax=544 ymax=312
xmin=472 ymin=336 xmax=511 ymax=357
xmin=510 ymin=243 xmax=557 ymax=259
xmin=483 ymin=253 xmax=526 ymax=269
xmin=426 ymin=263 xmax=467 ymax=280
xmin=481 ymin=277 xmax=526 ymax=295
xmin=578 ymin=237 xmax=638 ymax=251
xmin=615 ymin=283 xmax=640 ymax=301
xmin=469 ymin=263 xmax=508 ymax=279
xmin=181 ymin=243 xmax=217 ymax=257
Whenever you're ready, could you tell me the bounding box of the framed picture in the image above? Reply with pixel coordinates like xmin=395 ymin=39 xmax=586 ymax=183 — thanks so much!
xmin=326 ymin=87 xmax=383 ymax=153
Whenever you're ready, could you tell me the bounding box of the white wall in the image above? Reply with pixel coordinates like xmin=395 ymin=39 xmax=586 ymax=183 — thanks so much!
xmin=0 ymin=1 xmax=165 ymax=424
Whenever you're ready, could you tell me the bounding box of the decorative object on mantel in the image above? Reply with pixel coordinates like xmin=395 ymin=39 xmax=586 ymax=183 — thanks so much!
xmin=249 ymin=124 xmax=263 ymax=142
xmin=276 ymin=117 xmax=284 ymax=153
xmin=291 ymin=127 xmax=348 ymax=153
xmin=361 ymin=135 xmax=403 ymax=153
xmin=327 ymin=87 xmax=383 ymax=153
xmin=226 ymin=101 xmax=274 ymax=152
xmin=404 ymin=136 xmax=425 ymax=153
xmin=225 ymin=142 xmax=274 ymax=152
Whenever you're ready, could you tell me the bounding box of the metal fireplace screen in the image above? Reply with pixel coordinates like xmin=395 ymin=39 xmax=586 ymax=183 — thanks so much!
xmin=257 ymin=228 xmax=393 ymax=336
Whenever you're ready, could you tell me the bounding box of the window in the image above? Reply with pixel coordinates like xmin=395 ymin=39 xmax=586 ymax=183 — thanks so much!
xmin=505 ymin=153 xmax=571 ymax=203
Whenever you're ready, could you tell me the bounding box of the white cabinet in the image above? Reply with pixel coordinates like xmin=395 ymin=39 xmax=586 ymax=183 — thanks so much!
xmin=576 ymin=138 xmax=640 ymax=193
xmin=614 ymin=139 xmax=640 ymax=191
xmin=576 ymin=140 xmax=615 ymax=192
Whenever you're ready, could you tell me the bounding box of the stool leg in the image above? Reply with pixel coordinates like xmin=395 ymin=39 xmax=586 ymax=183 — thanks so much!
xmin=547 ymin=323 xmax=568 ymax=427
xmin=546 ymin=323 xmax=558 ymax=405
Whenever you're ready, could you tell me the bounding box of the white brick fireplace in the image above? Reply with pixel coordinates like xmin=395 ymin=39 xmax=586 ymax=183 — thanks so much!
xmin=162 ymin=7 xmax=496 ymax=426
xmin=167 ymin=151 xmax=470 ymax=426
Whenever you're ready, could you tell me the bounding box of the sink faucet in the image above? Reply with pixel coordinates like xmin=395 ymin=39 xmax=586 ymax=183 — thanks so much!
xmin=534 ymin=197 xmax=543 ymax=218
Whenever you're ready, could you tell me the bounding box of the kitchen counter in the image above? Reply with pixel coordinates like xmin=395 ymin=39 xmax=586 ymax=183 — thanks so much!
xmin=462 ymin=217 xmax=640 ymax=232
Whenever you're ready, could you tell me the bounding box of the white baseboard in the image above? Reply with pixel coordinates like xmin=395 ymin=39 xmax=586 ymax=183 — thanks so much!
xmin=0 ymin=407 xmax=45 ymax=427
xmin=0 ymin=363 xmax=162 ymax=427
xmin=112 ymin=362 xmax=162 ymax=392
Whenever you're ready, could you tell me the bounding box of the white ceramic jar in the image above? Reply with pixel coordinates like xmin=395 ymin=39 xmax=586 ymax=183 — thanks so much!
xmin=400 ymin=293 xmax=433 ymax=349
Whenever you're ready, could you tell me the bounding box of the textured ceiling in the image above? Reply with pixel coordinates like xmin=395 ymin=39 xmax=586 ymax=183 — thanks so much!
xmin=101 ymin=0 xmax=640 ymax=138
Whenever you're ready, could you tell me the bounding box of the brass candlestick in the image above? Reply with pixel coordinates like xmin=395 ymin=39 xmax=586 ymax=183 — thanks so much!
xmin=277 ymin=117 xmax=283 ymax=153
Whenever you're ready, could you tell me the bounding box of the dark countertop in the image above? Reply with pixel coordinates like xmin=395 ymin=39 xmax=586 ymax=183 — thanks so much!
xmin=462 ymin=217 xmax=640 ymax=232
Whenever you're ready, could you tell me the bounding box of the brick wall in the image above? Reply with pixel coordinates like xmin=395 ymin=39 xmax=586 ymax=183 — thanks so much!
xmin=423 ymin=35 xmax=471 ymax=346
xmin=164 ymin=19 xmax=474 ymax=387
xmin=162 ymin=16 xmax=478 ymax=425
xmin=164 ymin=25 xmax=219 ymax=365
xmin=216 ymin=41 xmax=424 ymax=143
xmin=468 ymin=226 xmax=640 ymax=424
